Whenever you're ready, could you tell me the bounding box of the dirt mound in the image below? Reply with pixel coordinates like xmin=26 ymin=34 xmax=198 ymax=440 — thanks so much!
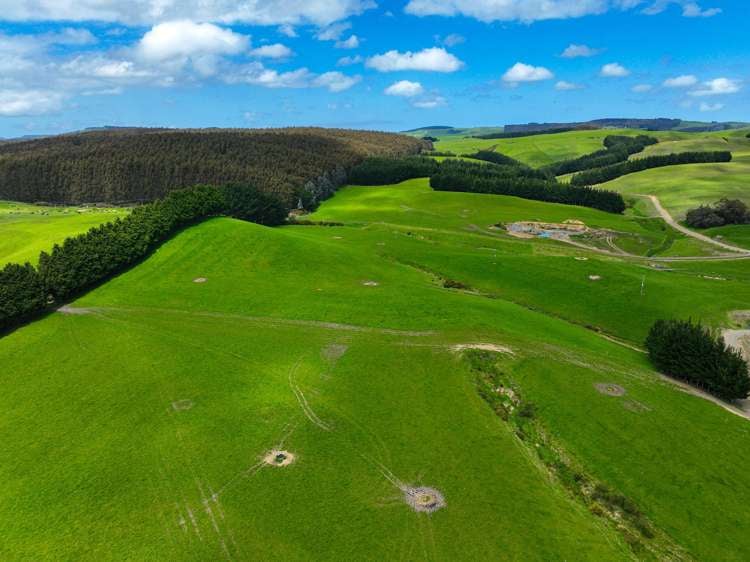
xmin=263 ymin=450 xmax=295 ymax=467
xmin=595 ymin=383 xmax=626 ymax=397
xmin=451 ymin=343 xmax=514 ymax=355
xmin=403 ymin=487 xmax=446 ymax=513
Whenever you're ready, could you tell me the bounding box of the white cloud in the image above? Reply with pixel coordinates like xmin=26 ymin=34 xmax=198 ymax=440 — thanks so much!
xmin=0 ymin=89 xmax=65 ymax=116
xmin=441 ymin=33 xmax=465 ymax=47
xmin=313 ymin=71 xmax=361 ymax=92
xmin=0 ymin=1 xmax=376 ymax=26
xmin=278 ymin=24 xmax=297 ymax=38
xmin=689 ymin=77 xmax=741 ymax=96
xmin=412 ymin=95 xmax=447 ymax=109
xmin=335 ymin=35 xmax=360 ymax=49
xmin=250 ymin=43 xmax=293 ymax=58
xmin=663 ymin=74 xmax=697 ymax=87
xmin=366 ymin=47 xmax=463 ymax=73
xmin=560 ymin=44 xmax=600 ymax=58
xmin=405 ymin=0 xmax=721 ymax=22
xmin=600 ymin=62 xmax=630 ymax=77
xmin=631 ymin=84 xmax=653 ymax=92
xmin=137 ymin=21 xmax=249 ymax=62
xmin=228 ymin=63 xmax=312 ymax=88
xmin=316 ymin=22 xmax=351 ymax=41
xmin=385 ymin=80 xmax=424 ymax=97
xmin=337 ymin=55 xmax=362 ymax=66
xmin=682 ymin=2 xmax=721 ymax=17
xmin=699 ymin=102 xmax=723 ymax=111
xmin=502 ymin=62 xmax=554 ymax=84
xmin=555 ymin=80 xmax=583 ymax=91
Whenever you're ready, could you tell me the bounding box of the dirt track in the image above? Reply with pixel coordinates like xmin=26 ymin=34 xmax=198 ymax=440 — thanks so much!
xmin=643 ymin=195 xmax=750 ymax=254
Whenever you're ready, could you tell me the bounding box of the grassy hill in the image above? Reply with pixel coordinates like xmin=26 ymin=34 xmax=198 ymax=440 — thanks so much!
xmin=2 ymin=165 xmax=750 ymax=559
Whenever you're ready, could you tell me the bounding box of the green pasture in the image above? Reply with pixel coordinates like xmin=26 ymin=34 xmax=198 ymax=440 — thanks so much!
xmin=0 ymin=201 xmax=128 ymax=265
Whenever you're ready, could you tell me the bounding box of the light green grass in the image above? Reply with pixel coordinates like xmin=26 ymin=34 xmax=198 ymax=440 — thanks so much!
xmin=3 ymin=167 xmax=750 ymax=560
xmin=0 ymin=201 xmax=128 ymax=265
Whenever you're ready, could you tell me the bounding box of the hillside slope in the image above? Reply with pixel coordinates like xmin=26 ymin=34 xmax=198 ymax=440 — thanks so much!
xmin=0 ymin=128 xmax=423 ymax=207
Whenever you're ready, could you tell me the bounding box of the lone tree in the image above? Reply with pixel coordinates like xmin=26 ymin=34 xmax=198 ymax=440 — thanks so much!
xmin=645 ymin=319 xmax=750 ymax=401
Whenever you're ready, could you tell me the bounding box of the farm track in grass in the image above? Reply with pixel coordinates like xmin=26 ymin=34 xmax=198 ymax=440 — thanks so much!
xmin=3 ymin=141 xmax=750 ymax=559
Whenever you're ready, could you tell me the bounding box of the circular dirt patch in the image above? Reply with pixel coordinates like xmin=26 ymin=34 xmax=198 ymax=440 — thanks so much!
xmin=403 ymin=487 xmax=446 ymax=513
xmin=263 ymin=450 xmax=295 ymax=467
xmin=193 ymin=277 xmax=207 ymax=284
xmin=595 ymin=383 xmax=626 ymax=397
xmin=362 ymin=281 xmax=379 ymax=287
xmin=172 ymin=399 xmax=194 ymax=411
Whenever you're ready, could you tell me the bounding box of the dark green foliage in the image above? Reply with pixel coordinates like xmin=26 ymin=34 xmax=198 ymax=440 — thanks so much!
xmin=473 ymin=127 xmax=578 ymax=139
xmin=0 ymin=184 xmax=289 ymax=331
xmin=464 ymin=150 xmax=528 ymax=167
xmin=443 ymin=278 xmax=470 ymax=290
xmin=686 ymin=199 xmax=750 ymax=228
xmin=431 ymin=159 xmax=626 ymax=213
xmin=571 ymin=151 xmax=732 ymax=185
xmin=348 ymin=156 xmax=439 ymax=185
xmin=0 ymin=263 xmax=46 ymax=326
xmin=543 ymin=135 xmax=658 ymax=176
xmin=422 ymin=136 xmax=438 ymax=142
xmin=220 ymin=184 xmax=287 ymax=225
xmin=0 ymin=128 xmax=423 ymax=207
xmin=645 ymin=319 xmax=750 ymax=401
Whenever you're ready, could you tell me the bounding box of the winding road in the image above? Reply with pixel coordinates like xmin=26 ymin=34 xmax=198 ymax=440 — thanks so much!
xmin=643 ymin=195 xmax=750 ymax=254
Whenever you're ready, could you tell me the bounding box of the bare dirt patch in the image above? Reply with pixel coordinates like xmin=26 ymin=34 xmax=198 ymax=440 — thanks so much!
xmin=575 ymin=257 xmax=589 ymax=261
xmin=595 ymin=383 xmax=626 ymax=397
xmin=193 ymin=277 xmax=208 ymax=284
xmin=451 ymin=343 xmax=514 ymax=355
xmin=57 ymin=305 xmax=95 ymax=315
xmin=362 ymin=280 xmax=380 ymax=287
xmin=322 ymin=343 xmax=348 ymax=362
xmin=172 ymin=399 xmax=194 ymax=411
xmin=403 ymin=487 xmax=446 ymax=513
xmin=263 ymin=450 xmax=295 ymax=467
xmin=588 ymin=275 xmax=602 ymax=281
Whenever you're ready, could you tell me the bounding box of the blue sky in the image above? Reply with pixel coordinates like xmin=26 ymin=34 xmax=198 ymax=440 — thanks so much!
xmin=0 ymin=0 xmax=746 ymax=136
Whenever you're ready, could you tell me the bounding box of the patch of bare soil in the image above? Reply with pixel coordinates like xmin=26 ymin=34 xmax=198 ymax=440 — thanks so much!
xmin=57 ymin=305 xmax=95 ymax=315
xmin=588 ymin=275 xmax=602 ymax=281
xmin=322 ymin=343 xmax=348 ymax=362
xmin=362 ymin=280 xmax=379 ymax=286
xmin=193 ymin=277 xmax=207 ymax=284
xmin=451 ymin=343 xmax=515 ymax=355
xmin=595 ymin=383 xmax=626 ymax=397
xmin=403 ymin=487 xmax=446 ymax=513
xmin=575 ymin=257 xmax=589 ymax=261
xmin=263 ymin=450 xmax=295 ymax=467
xmin=172 ymin=399 xmax=194 ymax=411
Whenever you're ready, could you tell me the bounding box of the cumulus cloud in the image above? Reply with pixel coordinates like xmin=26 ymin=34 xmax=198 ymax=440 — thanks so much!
xmin=560 ymin=44 xmax=601 ymax=58
xmin=555 ymin=80 xmax=583 ymax=91
xmin=663 ymin=74 xmax=697 ymax=87
xmin=600 ymin=62 xmax=630 ymax=77
xmin=316 ymin=22 xmax=352 ymax=41
xmin=384 ymin=80 xmax=424 ymax=97
xmin=440 ymin=33 xmax=465 ymax=47
xmin=250 ymin=43 xmax=293 ymax=58
xmin=502 ymin=62 xmax=554 ymax=85
xmin=366 ymin=47 xmax=463 ymax=73
xmin=681 ymin=2 xmax=721 ymax=17
xmin=335 ymin=35 xmax=360 ymax=49
xmin=313 ymin=71 xmax=361 ymax=92
xmin=278 ymin=24 xmax=297 ymax=37
xmin=689 ymin=77 xmax=741 ymax=96
xmin=0 ymin=1 xmax=376 ymax=27
xmin=699 ymin=102 xmax=723 ymax=111
xmin=631 ymin=84 xmax=653 ymax=92
xmin=137 ymin=21 xmax=248 ymax=62
xmin=0 ymin=89 xmax=65 ymax=116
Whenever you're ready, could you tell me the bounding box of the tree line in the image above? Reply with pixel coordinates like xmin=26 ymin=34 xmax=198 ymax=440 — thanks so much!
xmin=0 ymin=128 xmax=424 ymax=208
xmin=570 ymin=151 xmax=732 ymax=185
xmin=431 ymin=160 xmax=626 ymax=213
xmin=0 ymin=184 xmax=286 ymax=332
xmin=646 ymin=319 xmax=750 ymax=401
xmin=472 ymin=127 xmax=581 ymax=140
xmin=685 ymin=198 xmax=750 ymax=228
xmin=348 ymin=156 xmax=439 ymax=185
xmin=542 ymin=135 xmax=658 ymax=176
